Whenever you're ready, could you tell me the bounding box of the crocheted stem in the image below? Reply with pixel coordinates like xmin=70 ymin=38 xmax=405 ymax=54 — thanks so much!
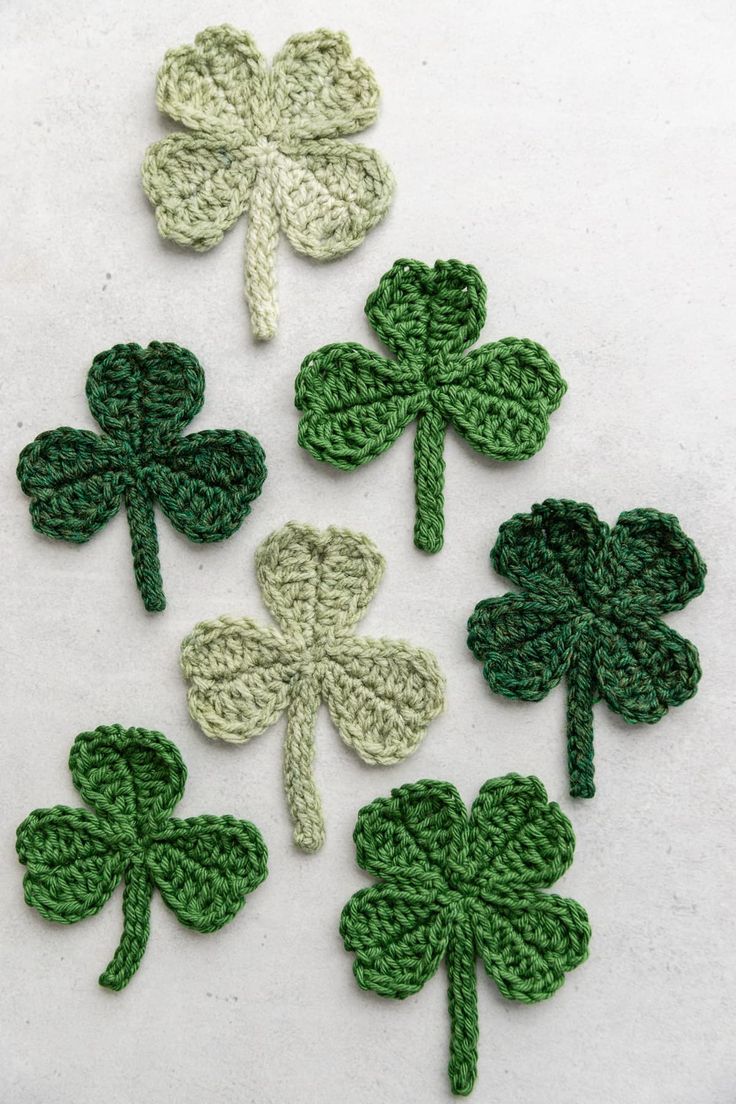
xmin=98 ymin=863 xmax=153 ymax=991
xmin=125 ymin=483 xmax=166 ymax=612
xmin=566 ymin=638 xmax=597 ymax=799
xmin=245 ymin=171 xmax=279 ymax=341
xmin=284 ymin=675 xmax=325 ymax=853
xmin=446 ymin=913 xmax=479 ymax=1096
xmin=413 ymin=409 xmax=447 ymax=553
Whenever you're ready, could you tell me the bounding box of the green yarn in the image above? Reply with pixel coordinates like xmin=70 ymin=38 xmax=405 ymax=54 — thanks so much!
xmin=296 ymin=259 xmax=566 ymax=552
xmin=467 ymin=500 xmax=706 ymax=798
xmin=340 ymin=774 xmax=590 ymax=1096
xmin=181 ymin=522 xmax=446 ymax=853
xmin=17 ymin=341 xmax=266 ymax=612
xmin=142 ymin=26 xmax=394 ymax=341
xmin=16 ymin=725 xmax=268 ymax=990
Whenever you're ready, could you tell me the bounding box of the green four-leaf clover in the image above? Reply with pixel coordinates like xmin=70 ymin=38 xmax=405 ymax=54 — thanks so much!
xmin=296 ymin=259 xmax=566 ymax=552
xmin=142 ymin=26 xmax=394 ymax=340
xmin=467 ymin=499 xmax=706 ymax=797
xmin=17 ymin=341 xmax=266 ymax=611
xmin=16 ymin=725 xmax=268 ymax=990
xmin=341 ymin=774 xmax=590 ymax=1096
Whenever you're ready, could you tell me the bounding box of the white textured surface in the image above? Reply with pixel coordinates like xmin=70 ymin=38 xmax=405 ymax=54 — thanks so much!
xmin=1 ymin=1 xmax=735 ymax=1101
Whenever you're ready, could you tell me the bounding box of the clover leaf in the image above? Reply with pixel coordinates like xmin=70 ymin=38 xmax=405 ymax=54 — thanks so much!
xmin=16 ymin=724 xmax=267 ymax=990
xmin=296 ymin=258 xmax=566 ymax=553
xmin=181 ymin=522 xmax=446 ymax=853
xmin=142 ymin=26 xmax=394 ymax=341
xmin=467 ymin=499 xmax=706 ymax=798
xmin=340 ymin=774 xmax=590 ymax=1095
xmin=17 ymin=341 xmax=266 ymax=612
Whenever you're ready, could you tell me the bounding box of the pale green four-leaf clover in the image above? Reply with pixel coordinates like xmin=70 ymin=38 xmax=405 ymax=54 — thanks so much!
xmin=142 ymin=26 xmax=395 ymax=340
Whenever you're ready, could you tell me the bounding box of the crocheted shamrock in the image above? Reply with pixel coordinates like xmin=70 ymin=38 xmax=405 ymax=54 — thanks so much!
xmin=467 ymin=500 xmax=706 ymax=798
xmin=296 ymin=258 xmax=566 ymax=553
xmin=142 ymin=26 xmax=394 ymax=341
xmin=181 ymin=522 xmax=446 ymax=853
xmin=341 ymin=774 xmax=590 ymax=1096
xmin=16 ymin=725 xmax=267 ymax=990
xmin=17 ymin=341 xmax=266 ymax=612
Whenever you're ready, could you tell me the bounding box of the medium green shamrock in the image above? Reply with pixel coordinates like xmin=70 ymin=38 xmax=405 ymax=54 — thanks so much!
xmin=296 ymin=258 xmax=566 ymax=553
xmin=340 ymin=774 xmax=590 ymax=1096
xmin=467 ymin=499 xmax=706 ymax=797
xmin=17 ymin=341 xmax=266 ymax=612
xmin=16 ymin=725 xmax=268 ymax=990
xmin=142 ymin=26 xmax=394 ymax=340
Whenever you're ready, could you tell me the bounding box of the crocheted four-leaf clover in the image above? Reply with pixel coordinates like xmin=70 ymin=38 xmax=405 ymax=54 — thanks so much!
xmin=142 ymin=26 xmax=394 ymax=341
xmin=341 ymin=774 xmax=590 ymax=1096
xmin=467 ymin=500 xmax=706 ymax=798
xmin=181 ymin=522 xmax=446 ymax=853
xmin=296 ymin=258 xmax=566 ymax=552
xmin=17 ymin=341 xmax=266 ymax=612
xmin=16 ymin=725 xmax=268 ymax=990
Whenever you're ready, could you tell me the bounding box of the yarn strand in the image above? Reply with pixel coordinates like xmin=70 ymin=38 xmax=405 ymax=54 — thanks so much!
xmin=446 ymin=912 xmax=480 ymax=1096
xmin=124 ymin=484 xmax=166 ymax=612
xmin=284 ymin=675 xmax=325 ymax=853
xmin=566 ymin=634 xmax=596 ymax=799
xmin=98 ymin=863 xmax=153 ymax=991
xmin=245 ymin=172 xmax=280 ymax=341
xmin=413 ymin=409 xmax=447 ymax=553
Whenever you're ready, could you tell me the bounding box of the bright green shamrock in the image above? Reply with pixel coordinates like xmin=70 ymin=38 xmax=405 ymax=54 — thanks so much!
xmin=142 ymin=26 xmax=394 ymax=340
xmin=296 ymin=258 xmax=566 ymax=553
xmin=16 ymin=725 xmax=268 ymax=991
xmin=341 ymin=774 xmax=590 ymax=1096
xmin=467 ymin=499 xmax=706 ymax=798
xmin=17 ymin=341 xmax=266 ymax=612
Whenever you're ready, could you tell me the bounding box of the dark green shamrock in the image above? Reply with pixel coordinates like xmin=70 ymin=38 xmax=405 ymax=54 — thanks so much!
xmin=340 ymin=774 xmax=590 ymax=1096
xmin=467 ymin=499 xmax=706 ymax=798
xmin=17 ymin=341 xmax=266 ymax=611
xmin=295 ymin=259 xmax=566 ymax=553
xmin=16 ymin=724 xmax=268 ymax=990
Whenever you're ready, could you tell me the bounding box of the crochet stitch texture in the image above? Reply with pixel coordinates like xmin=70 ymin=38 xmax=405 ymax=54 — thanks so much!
xmin=17 ymin=341 xmax=266 ymax=612
xmin=16 ymin=725 xmax=267 ymax=990
xmin=142 ymin=26 xmax=394 ymax=341
xmin=467 ymin=499 xmax=706 ymax=797
xmin=181 ymin=522 xmax=446 ymax=852
xmin=296 ymin=258 xmax=566 ymax=552
xmin=340 ymin=774 xmax=590 ymax=1096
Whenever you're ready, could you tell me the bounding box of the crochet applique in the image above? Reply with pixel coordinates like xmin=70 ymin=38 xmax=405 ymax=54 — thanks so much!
xmin=296 ymin=258 xmax=566 ymax=553
xmin=17 ymin=341 xmax=266 ymax=612
xmin=467 ymin=499 xmax=706 ymax=798
xmin=181 ymin=522 xmax=446 ymax=853
xmin=16 ymin=724 xmax=268 ymax=991
xmin=340 ymin=774 xmax=590 ymax=1096
xmin=142 ymin=26 xmax=394 ymax=341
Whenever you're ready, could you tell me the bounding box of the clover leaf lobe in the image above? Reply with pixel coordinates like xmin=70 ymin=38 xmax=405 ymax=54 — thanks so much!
xmin=69 ymin=725 xmax=186 ymax=833
xmin=147 ymin=814 xmax=267 ymax=931
xmin=17 ymin=806 xmax=124 ymax=923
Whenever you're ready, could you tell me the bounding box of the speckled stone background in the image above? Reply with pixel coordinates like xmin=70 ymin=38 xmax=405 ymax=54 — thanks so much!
xmin=1 ymin=1 xmax=734 ymax=1101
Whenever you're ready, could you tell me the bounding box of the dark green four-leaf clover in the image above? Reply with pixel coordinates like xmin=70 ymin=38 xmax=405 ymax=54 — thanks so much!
xmin=467 ymin=499 xmax=706 ymax=797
